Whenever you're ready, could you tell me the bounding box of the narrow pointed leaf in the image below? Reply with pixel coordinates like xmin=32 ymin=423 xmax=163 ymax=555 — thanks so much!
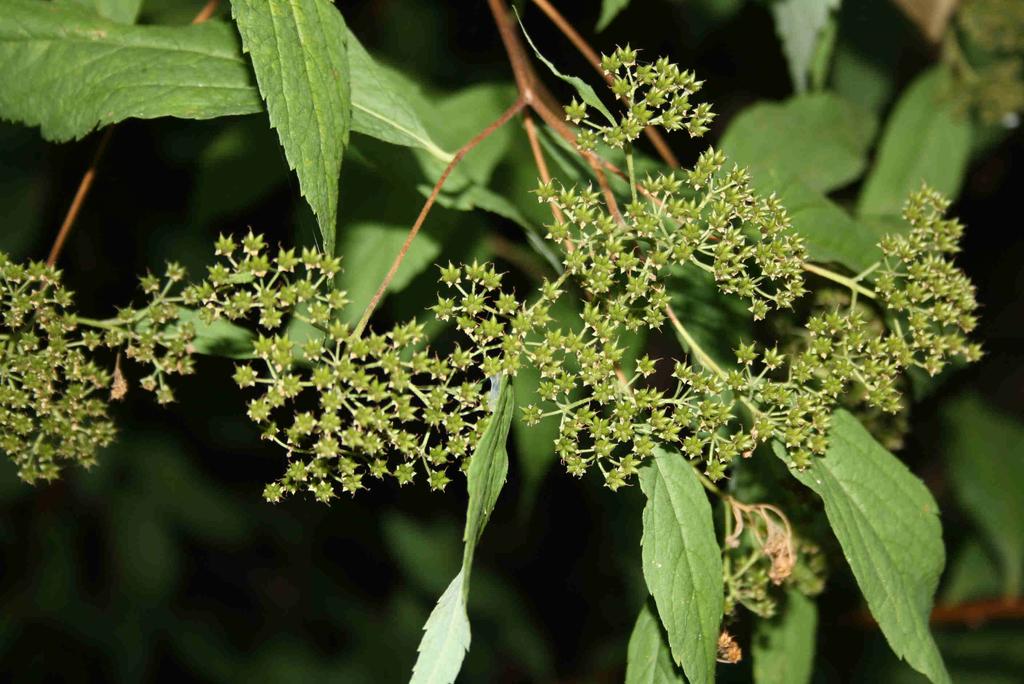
xmin=516 ymin=14 xmax=616 ymax=126
xmin=460 ymin=375 xmax=514 ymax=590
xmin=774 ymin=410 xmax=950 ymax=684
xmin=752 ymin=590 xmax=818 ymax=684
xmin=230 ymin=0 xmax=351 ymax=254
xmin=410 ymin=570 xmax=472 ymax=684
xmin=639 ymin=448 xmax=723 ymax=684
xmin=0 ymin=0 xmax=262 ymax=141
xmin=625 ymin=600 xmax=686 ymax=684
xmin=410 ymin=377 xmax=514 ymax=683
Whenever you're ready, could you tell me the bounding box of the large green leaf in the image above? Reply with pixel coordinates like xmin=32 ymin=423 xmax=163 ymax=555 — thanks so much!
xmin=410 ymin=378 xmax=515 ymax=683
xmin=230 ymin=0 xmax=351 ymax=255
xmin=858 ymin=66 xmax=972 ymax=216
xmin=770 ymin=0 xmax=841 ymax=93
xmin=410 ymin=570 xmax=471 ymax=684
xmin=67 ymin=0 xmax=144 ymax=23
xmin=774 ymin=411 xmax=950 ymax=684
xmin=940 ymin=392 xmax=1024 ymax=598
xmin=0 ymin=0 xmax=262 ymax=141
xmin=347 ymin=31 xmax=451 ymax=163
xmin=752 ymin=590 xmax=817 ymax=684
xmin=638 ymin=448 xmax=723 ymax=684
xmin=720 ymin=92 xmax=877 ymax=193
xmin=625 ymin=600 xmax=686 ymax=684
xmin=335 ymin=222 xmax=441 ymax=326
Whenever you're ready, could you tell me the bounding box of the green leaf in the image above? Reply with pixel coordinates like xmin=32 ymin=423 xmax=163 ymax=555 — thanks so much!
xmin=720 ymin=92 xmax=878 ymax=193
xmin=770 ymin=0 xmax=841 ymax=93
xmin=773 ymin=410 xmax=950 ymax=684
xmin=460 ymin=375 xmax=514 ymax=590
xmin=229 ymin=0 xmax=351 ymax=255
xmin=858 ymin=66 xmax=972 ymax=216
xmin=752 ymin=590 xmax=818 ymax=684
xmin=0 ymin=0 xmax=262 ymax=141
xmin=410 ymin=378 xmax=514 ymax=683
xmin=410 ymin=570 xmax=472 ymax=684
xmin=597 ymin=0 xmax=630 ymax=31
xmin=625 ymin=600 xmax=686 ymax=684
xmin=67 ymin=0 xmax=144 ymax=23
xmin=516 ymin=13 xmax=616 ymax=127
xmin=347 ymin=30 xmax=452 ymax=163
xmin=335 ymin=222 xmax=441 ymax=326
xmin=638 ymin=447 xmax=723 ymax=684
xmin=939 ymin=392 xmax=1024 ymax=598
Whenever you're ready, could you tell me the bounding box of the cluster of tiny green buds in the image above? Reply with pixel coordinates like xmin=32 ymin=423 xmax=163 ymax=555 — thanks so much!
xmin=0 ymin=255 xmax=115 ymax=483
xmin=875 ymin=187 xmax=983 ymax=376
xmin=570 ymin=45 xmax=714 ymax=151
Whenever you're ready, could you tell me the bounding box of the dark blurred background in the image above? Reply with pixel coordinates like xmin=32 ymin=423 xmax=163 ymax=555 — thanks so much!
xmin=0 ymin=0 xmax=1021 ymax=681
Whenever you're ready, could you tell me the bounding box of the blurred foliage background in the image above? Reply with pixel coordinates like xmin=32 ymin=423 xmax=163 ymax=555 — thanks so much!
xmin=1 ymin=0 xmax=1022 ymax=681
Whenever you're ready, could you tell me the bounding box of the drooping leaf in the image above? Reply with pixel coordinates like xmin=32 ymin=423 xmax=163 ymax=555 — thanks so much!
xmin=409 ymin=570 xmax=472 ymax=684
xmin=625 ymin=600 xmax=686 ymax=684
xmin=229 ymin=0 xmax=351 ymax=255
xmin=858 ymin=66 xmax=972 ymax=216
xmin=770 ymin=0 xmax=842 ymax=93
xmin=939 ymin=392 xmax=1024 ymax=598
xmin=597 ymin=0 xmax=630 ymax=31
xmin=720 ymin=92 xmax=878 ymax=193
xmin=335 ymin=222 xmax=441 ymax=326
xmin=0 ymin=0 xmax=262 ymax=141
xmin=752 ymin=590 xmax=818 ymax=684
xmin=460 ymin=375 xmax=514 ymax=589
xmin=517 ymin=14 xmax=616 ymax=127
xmin=67 ymin=0 xmax=144 ymax=23
xmin=774 ymin=411 xmax=950 ymax=684
xmin=638 ymin=448 xmax=723 ymax=684
xmin=347 ymin=30 xmax=452 ymax=163
xmin=410 ymin=378 xmax=514 ymax=683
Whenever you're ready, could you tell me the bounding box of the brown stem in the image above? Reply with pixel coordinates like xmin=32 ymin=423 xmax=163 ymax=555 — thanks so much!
xmin=529 ymin=0 xmax=681 ymax=168
xmin=352 ymin=97 xmax=527 ymax=337
xmin=191 ymin=0 xmax=222 ymax=24
xmin=522 ymin=113 xmax=564 ymax=225
xmin=45 ymin=0 xmax=222 ymax=268
xmin=47 ymin=127 xmax=114 ymax=267
xmin=852 ymin=597 xmax=1024 ymax=628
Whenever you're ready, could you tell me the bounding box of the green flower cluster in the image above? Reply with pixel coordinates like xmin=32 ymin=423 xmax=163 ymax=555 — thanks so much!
xmin=567 ymin=46 xmax=715 ymax=151
xmin=0 ymin=255 xmax=114 ymax=483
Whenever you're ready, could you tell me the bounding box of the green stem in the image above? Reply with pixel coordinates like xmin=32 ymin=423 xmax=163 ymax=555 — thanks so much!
xmin=802 ymin=262 xmax=877 ymax=300
xmin=625 ymin=143 xmax=638 ymax=204
xmin=74 ymin=316 xmax=121 ymax=330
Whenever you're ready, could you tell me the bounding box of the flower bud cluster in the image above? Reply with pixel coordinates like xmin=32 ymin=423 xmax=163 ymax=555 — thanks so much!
xmin=537 ymin=149 xmax=807 ymax=321
xmin=568 ymin=46 xmax=715 ymax=151
xmin=187 ymin=237 xmax=494 ymax=502
xmin=0 ymin=255 xmax=114 ymax=483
